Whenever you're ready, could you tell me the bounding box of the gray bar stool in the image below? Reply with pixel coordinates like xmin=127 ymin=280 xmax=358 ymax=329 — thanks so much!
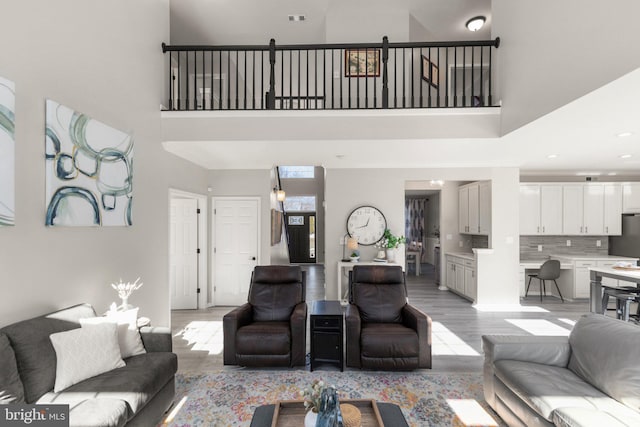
xmin=526 ymin=259 xmax=564 ymax=302
xmin=602 ymin=287 xmax=640 ymax=321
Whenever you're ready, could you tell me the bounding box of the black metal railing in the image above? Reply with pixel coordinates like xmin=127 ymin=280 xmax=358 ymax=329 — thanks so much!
xmin=161 ymin=36 xmax=500 ymax=111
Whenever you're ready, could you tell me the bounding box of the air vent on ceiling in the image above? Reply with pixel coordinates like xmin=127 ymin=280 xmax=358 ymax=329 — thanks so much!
xmin=288 ymin=14 xmax=305 ymax=22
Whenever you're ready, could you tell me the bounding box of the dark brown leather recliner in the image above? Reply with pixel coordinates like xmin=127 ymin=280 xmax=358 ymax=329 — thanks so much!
xmin=346 ymin=265 xmax=432 ymax=370
xmin=223 ymin=265 xmax=307 ymax=367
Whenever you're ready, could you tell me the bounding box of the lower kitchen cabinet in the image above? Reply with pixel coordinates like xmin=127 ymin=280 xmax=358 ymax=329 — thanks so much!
xmin=445 ymin=254 xmax=476 ymax=302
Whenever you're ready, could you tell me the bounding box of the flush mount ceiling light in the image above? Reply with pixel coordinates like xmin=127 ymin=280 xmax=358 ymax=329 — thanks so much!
xmin=620 ymin=154 xmax=633 ymax=159
xmin=288 ymin=14 xmax=305 ymax=22
xmin=547 ymin=154 xmax=558 ymax=159
xmin=617 ymin=131 xmax=633 ymax=138
xmin=466 ymin=16 xmax=486 ymax=32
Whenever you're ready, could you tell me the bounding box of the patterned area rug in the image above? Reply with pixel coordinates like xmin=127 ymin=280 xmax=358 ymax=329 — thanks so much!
xmin=166 ymin=370 xmax=503 ymax=427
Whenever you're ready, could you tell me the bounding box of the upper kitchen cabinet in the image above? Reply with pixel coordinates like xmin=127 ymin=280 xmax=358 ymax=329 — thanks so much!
xmin=563 ymin=183 xmax=621 ymax=236
xmin=519 ymin=184 xmax=562 ymax=235
xmin=604 ymin=184 xmax=623 ymax=235
xmin=520 ymin=182 xmax=623 ymax=236
xmin=623 ymin=183 xmax=640 ymax=213
xmin=459 ymin=181 xmax=491 ymax=235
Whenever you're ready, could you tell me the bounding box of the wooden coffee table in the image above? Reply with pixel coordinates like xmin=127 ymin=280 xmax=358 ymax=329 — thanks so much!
xmin=249 ymin=399 xmax=409 ymax=427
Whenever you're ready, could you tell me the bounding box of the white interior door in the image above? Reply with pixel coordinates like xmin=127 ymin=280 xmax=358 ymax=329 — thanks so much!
xmin=213 ymin=198 xmax=259 ymax=306
xmin=170 ymin=198 xmax=198 ymax=309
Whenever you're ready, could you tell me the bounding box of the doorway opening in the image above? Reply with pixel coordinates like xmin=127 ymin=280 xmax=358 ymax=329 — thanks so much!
xmin=169 ymin=189 xmax=208 ymax=310
xmin=404 ymin=184 xmax=442 ymax=284
xmin=272 ymin=166 xmax=325 ymax=266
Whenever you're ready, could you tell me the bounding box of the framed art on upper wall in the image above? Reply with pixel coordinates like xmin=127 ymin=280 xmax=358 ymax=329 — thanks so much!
xmin=421 ymin=55 xmax=439 ymax=89
xmin=345 ymin=49 xmax=380 ymax=77
xmin=0 ymin=76 xmax=15 ymax=227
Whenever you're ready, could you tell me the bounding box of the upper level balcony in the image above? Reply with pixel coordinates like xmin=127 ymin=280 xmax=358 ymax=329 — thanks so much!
xmin=162 ymin=36 xmax=500 ymax=111
xmin=160 ymin=37 xmax=503 ymax=169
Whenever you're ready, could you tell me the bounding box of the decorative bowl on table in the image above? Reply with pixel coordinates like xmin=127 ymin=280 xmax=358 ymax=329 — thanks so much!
xmin=349 ymin=256 xmax=360 ymax=263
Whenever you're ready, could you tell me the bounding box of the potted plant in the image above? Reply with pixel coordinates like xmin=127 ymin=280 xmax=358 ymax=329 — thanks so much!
xmin=349 ymin=250 xmax=360 ymax=263
xmin=375 ymin=229 xmax=406 ymax=262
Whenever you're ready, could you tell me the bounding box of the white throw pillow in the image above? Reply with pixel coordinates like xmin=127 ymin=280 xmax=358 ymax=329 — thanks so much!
xmin=80 ymin=308 xmax=146 ymax=358
xmin=50 ymin=322 xmax=125 ymax=392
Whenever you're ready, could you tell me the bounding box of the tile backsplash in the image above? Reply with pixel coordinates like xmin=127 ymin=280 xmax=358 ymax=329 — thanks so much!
xmin=472 ymin=235 xmax=489 ymax=249
xmin=520 ymin=236 xmax=609 ymax=260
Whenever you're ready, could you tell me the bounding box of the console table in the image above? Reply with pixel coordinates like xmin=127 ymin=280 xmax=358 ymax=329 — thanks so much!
xmin=337 ymin=261 xmax=401 ymax=304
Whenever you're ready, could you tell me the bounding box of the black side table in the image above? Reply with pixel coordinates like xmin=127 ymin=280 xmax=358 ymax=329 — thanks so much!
xmin=310 ymin=300 xmax=343 ymax=371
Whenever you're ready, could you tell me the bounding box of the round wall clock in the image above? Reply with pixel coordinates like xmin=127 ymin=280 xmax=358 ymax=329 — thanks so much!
xmin=347 ymin=205 xmax=387 ymax=246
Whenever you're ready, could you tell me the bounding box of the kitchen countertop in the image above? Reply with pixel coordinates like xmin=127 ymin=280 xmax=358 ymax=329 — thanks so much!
xmin=520 ymin=260 xmax=573 ymax=269
xmin=551 ymin=254 xmax=639 ymax=261
xmin=445 ymin=252 xmax=475 ymax=261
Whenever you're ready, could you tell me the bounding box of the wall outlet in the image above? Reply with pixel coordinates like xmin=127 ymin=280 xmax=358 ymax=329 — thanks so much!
xmin=459 ymin=241 xmax=463 ymax=248
xmin=538 ymin=245 xmax=543 ymax=252
xmin=333 ymin=70 xmax=340 ymax=79
xmin=566 ymin=240 xmax=571 ymax=247
xmin=596 ymin=240 xmax=602 ymax=247
xmin=446 ymin=234 xmax=452 ymax=240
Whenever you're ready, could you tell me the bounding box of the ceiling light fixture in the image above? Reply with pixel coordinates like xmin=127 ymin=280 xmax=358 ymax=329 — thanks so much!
xmin=288 ymin=14 xmax=305 ymax=22
xmin=465 ymin=16 xmax=486 ymax=32
xmin=620 ymin=154 xmax=632 ymax=159
xmin=547 ymin=154 xmax=558 ymax=159
xmin=617 ymin=132 xmax=633 ymax=138
xmin=608 ymin=172 xmax=617 ymax=176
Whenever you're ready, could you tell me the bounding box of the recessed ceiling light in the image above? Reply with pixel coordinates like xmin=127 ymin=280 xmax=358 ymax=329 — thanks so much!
xmin=620 ymin=154 xmax=632 ymax=159
xmin=465 ymin=16 xmax=486 ymax=32
xmin=608 ymin=172 xmax=617 ymax=176
xmin=617 ymin=132 xmax=633 ymax=138
xmin=288 ymin=14 xmax=305 ymax=22
xmin=547 ymin=154 xmax=558 ymax=159
xmin=576 ymin=172 xmax=601 ymax=176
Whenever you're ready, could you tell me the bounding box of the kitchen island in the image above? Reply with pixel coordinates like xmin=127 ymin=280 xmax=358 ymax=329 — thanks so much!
xmin=589 ymin=266 xmax=640 ymax=314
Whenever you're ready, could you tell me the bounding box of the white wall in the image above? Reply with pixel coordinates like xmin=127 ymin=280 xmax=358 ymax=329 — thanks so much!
xmin=493 ymin=0 xmax=640 ymax=134
xmin=325 ymin=0 xmax=410 ymax=43
xmin=325 ymin=167 xmax=520 ymax=306
xmin=0 ymin=0 xmax=209 ymax=328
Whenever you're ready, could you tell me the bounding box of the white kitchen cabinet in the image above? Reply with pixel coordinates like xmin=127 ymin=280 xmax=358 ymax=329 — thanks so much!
xmin=459 ymin=182 xmax=490 ymax=235
xmin=445 ymin=254 xmax=476 ymax=302
xmin=458 ymin=187 xmax=469 ymax=233
xmin=468 ymin=184 xmax=479 ymax=234
xmin=446 ymin=260 xmax=456 ymax=290
xmin=455 ymin=262 xmax=465 ymax=292
xmin=519 ymin=184 xmax=562 ymax=235
xmin=563 ymin=185 xmax=584 ymax=235
xmin=622 ymin=183 xmax=640 ymax=213
xmin=519 ymin=185 xmax=541 ymax=235
xmin=463 ymin=260 xmax=477 ymax=301
xmin=540 ymin=185 xmax=563 ymax=234
xmin=604 ymin=184 xmax=622 ymax=235
xmin=563 ymin=184 xmax=606 ymax=235
xmin=574 ymin=261 xmax=595 ymax=299
xmin=479 ymin=181 xmax=491 ymax=235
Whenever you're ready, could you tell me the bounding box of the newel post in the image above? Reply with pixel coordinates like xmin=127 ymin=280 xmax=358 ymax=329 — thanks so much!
xmin=382 ymin=36 xmax=389 ymax=109
xmin=267 ymin=38 xmax=276 ymax=109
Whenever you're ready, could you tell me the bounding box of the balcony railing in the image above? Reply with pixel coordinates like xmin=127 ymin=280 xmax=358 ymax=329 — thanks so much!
xmin=161 ymin=36 xmax=500 ymax=111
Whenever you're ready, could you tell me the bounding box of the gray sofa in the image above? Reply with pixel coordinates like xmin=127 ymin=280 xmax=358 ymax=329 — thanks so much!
xmin=483 ymin=313 xmax=640 ymax=427
xmin=0 ymin=303 xmax=177 ymax=427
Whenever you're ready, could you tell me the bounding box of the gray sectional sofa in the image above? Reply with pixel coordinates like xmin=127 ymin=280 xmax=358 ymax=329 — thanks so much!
xmin=0 ymin=303 xmax=177 ymax=427
xmin=483 ymin=313 xmax=640 ymax=427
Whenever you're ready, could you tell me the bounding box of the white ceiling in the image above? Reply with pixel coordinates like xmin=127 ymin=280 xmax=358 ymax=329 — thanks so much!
xmin=165 ymin=0 xmax=640 ymax=176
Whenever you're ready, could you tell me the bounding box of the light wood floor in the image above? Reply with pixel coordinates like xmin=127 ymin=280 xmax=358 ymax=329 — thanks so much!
xmin=172 ymin=264 xmax=590 ymax=374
